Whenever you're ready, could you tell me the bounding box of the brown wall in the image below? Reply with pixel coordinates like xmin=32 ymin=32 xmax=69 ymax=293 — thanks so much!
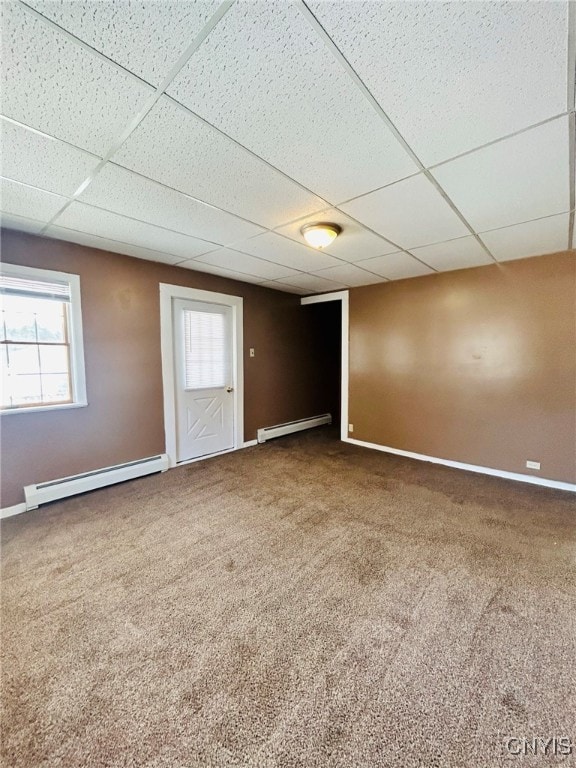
xmin=349 ymin=251 xmax=576 ymax=483
xmin=0 ymin=230 xmax=332 ymax=507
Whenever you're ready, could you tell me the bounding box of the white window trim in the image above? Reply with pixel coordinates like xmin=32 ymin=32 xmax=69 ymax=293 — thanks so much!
xmin=0 ymin=262 xmax=87 ymax=415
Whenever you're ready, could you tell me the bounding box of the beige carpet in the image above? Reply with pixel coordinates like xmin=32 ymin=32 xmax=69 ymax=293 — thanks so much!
xmin=1 ymin=428 xmax=575 ymax=768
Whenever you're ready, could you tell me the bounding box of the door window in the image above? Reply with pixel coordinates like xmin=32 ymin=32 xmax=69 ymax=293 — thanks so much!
xmin=183 ymin=309 xmax=228 ymax=390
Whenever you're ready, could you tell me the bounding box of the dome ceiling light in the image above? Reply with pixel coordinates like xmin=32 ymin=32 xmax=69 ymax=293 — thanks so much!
xmin=300 ymin=222 xmax=342 ymax=249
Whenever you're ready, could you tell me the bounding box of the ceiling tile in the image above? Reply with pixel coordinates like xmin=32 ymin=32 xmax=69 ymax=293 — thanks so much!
xmin=259 ymin=281 xmax=308 ymax=295
xmin=0 ymin=212 xmax=45 ymax=235
xmin=177 ymin=260 xmax=266 ymax=285
xmin=355 ymin=252 xmax=435 ymax=280
xmin=341 ymin=174 xmax=468 ymax=249
xmin=194 ymin=249 xmax=300 ymax=281
xmin=314 ymin=264 xmax=385 ymax=287
xmin=0 ymin=178 xmax=67 ymax=223
xmin=308 ymin=1 xmax=567 ymax=165
xmin=0 ymin=118 xmax=100 ymax=197
xmin=79 ymin=163 xmax=263 ymax=245
xmin=54 ymin=202 xmax=217 ymax=260
xmin=409 ymin=236 xmax=493 ymax=272
xmin=279 ymin=274 xmax=348 ymax=293
xmin=168 ymin=1 xmax=416 ymax=203
xmin=432 ymin=117 xmax=570 ymax=233
xmin=1 ymin=2 xmax=153 ymax=155
xmin=275 ymin=208 xmax=398 ymax=262
xmin=24 ymin=0 xmax=221 ymax=86
xmin=113 ymin=97 xmax=326 ymax=229
xmin=235 ymin=232 xmax=342 ymax=272
xmin=479 ymin=214 xmax=571 ymax=262
xmin=45 ymin=225 xmax=185 ymax=265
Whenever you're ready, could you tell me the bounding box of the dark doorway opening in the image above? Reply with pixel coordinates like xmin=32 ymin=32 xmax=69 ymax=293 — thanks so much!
xmin=305 ymin=299 xmax=342 ymax=432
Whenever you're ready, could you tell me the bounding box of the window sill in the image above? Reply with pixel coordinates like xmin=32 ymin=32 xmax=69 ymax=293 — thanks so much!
xmin=0 ymin=401 xmax=88 ymax=416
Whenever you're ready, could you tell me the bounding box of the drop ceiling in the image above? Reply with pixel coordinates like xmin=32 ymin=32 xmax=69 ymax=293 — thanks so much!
xmin=1 ymin=0 xmax=574 ymax=294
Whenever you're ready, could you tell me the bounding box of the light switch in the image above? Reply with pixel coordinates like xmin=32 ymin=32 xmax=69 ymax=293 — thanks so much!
xmin=249 ymin=348 xmax=255 ymax=357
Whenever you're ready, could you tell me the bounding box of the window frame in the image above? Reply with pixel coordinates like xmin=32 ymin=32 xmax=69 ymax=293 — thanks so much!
xmin=0 ymin=262 xmax=87 ymax=415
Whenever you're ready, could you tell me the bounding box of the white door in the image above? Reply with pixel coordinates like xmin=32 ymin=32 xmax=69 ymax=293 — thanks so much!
xmin=172 ymin=298 xmax=235 ymax=462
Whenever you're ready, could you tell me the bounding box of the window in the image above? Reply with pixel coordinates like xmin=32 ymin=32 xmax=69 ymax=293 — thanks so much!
xmin=183 ymin=309 xmax=228 ymax=390
xmin=0 ymin=264 xmax=87 ymax=413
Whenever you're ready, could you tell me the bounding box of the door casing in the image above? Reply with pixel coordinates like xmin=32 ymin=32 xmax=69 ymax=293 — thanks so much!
xmin=300 ymin=290 xmax=349 ymax=441
xmin=160 ymin=283 xmax=244 ymax=467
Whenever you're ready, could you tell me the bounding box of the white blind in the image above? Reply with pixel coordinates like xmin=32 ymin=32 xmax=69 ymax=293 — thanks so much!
xmin=184 ymin=310 xmax=227 ymax=389
xmin=0 ymin=275 xmax=71 ymax=302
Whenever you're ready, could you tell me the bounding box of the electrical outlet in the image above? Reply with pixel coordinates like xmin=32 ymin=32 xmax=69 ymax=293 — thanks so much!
xmin=249 ymin=348 xmax=255 ymax=357
xmin=348 ymin=424 xmax=354 ymax=433
xmin=526 ymin=460 xmax=540 ymax=470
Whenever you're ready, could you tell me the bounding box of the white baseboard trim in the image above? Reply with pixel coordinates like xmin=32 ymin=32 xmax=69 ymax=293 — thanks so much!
xmin=344 ymin=437 xmax=576 ymax=493
xmin=0 ymin=503 xmax=27 ymax=520
xmin=243 ymin=440 xmax=258 ymax=448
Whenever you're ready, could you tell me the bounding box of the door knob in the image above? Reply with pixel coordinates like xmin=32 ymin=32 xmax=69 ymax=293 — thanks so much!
xmin=226 ymin=386 xmax=234 ymax=392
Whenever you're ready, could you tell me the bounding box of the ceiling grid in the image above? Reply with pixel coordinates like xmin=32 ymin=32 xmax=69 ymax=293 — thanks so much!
xmin=1 ymin=0 xmax=572 ymax=292
xmin=296 ymin=0 xmax=497 ymax=264
xmin=6 ymin=0 xmax=433 ymax=275
xmin=32 ymin=0 xmax=237 ymax=233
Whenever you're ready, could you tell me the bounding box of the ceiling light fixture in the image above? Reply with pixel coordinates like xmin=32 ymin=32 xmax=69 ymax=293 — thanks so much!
xmin=300 ymin=222 xmax=342 ymax=249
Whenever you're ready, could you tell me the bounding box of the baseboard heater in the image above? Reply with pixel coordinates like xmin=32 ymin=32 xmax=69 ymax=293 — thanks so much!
xmin=257 ymin=413 xmax=331 ymax=444
xmin=23 ymin=454 xmax=169 ymax=511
